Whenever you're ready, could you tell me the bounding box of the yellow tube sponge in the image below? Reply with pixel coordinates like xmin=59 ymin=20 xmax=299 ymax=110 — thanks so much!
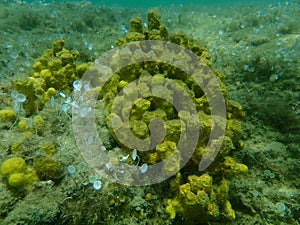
xmin=156 ymin=141 xmax=177 ymax=160
xmin=207 ymin=202 xmax=220 ymax=218
xmin=215 ymin=179 xmax=229 ymax=203
xmin=166 ymin=181 xmax=210 ymax=223
xmin=166 ymin=199 xmax=182 ymax=219
xmin=224 ymin=156 xmax=248 ymax=177
xmin=188 ymin=174 xmax=213 ymax=193
xmin=52 ymin=39 xmax=65 ymax=56
xmin=223 ymin=200 xmax=236 ymax=220
xmin=130 ymin=99 xmax=151 ymax=120
xmin=130 ymin=17 xmax=143 ymax=33
xmin=147 ymin=9 xmax=161 ymax=30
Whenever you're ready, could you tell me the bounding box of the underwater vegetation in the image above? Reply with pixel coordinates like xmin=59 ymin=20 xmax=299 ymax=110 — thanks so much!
xmin=0 ymin=1 xmax=299 ymax=225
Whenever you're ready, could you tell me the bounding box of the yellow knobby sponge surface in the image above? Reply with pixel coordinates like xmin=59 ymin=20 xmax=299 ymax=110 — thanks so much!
xmin=0 ymin=157 xmax=27 ymax=178
xmin=0 ymin=109 xmax=15 ymax=122
xmin=8 ymin=172 xmax=26 ymax=188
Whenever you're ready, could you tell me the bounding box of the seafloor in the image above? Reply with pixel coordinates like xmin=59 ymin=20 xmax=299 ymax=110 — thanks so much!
xmin=0 ymin=1 xmax=299 ymax=225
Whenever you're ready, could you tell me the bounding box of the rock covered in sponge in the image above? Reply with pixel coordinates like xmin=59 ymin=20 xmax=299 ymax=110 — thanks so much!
xmin=14 ymin=39 xmax=90 ymax=115
xmin=0 ymin=157 xmax=39 ymax=189
xmin=33 ymin=157 xmax=63 ymax=181
xmin=166 ymin=173 xmax=236 ymax=223
xmin=102 ymin=10 xmax=247 ymax=223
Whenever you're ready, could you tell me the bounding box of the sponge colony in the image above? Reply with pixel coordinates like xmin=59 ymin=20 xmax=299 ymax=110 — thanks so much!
xmin=0 ymin=157 xmax=27 ymax=178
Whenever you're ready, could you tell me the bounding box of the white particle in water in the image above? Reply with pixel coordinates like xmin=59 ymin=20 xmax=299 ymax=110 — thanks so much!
xmin=89 ymin=175 xmax=97 ymax=184
xmin=88 ymin=43 xmax=93 ymax=51
xmin=218 ymin=29 xmax=225 ymax=35
xmin=73 ymin=80 xmax=82 ymax=92
xmin=15 ymin=93 xmax=26 ymax=103
xmin=10 ymin=52 xmax=19 ymax=59
xmin=24 ymin=59 xmax=31 ymax=67
xmin=93 ymin=180 xmax=102 ymax=190
xmin=275 ymin=202 xmax=286 ymax=212
xmin=140 ymin=164 xmax=148 ymax=173
xmin=67 ymin=165 xmax=76 ymax=174
xmin=132 ymin=149 xmax=137 ymax=161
